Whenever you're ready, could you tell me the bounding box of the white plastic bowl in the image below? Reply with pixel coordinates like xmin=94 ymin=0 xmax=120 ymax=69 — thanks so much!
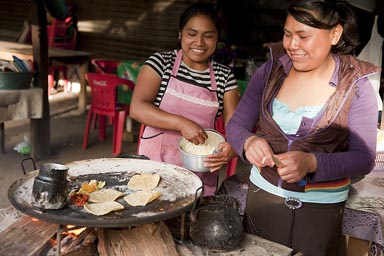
xmin=178 ymin=129 xmax=225 ymax=172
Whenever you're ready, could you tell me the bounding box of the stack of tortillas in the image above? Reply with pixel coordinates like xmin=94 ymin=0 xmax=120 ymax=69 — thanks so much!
xmin=125 ymin=173 xmax=161 ymax=206
xmin=84 ymin=188 xmax=124 ymax=216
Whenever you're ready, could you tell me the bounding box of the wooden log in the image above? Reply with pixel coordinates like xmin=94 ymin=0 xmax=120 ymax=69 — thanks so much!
xmin=98 ymin=221 xmax=178 ymax=256
xmin=61 ymin=229 xmax=98 ymax=256
xmin=346 ymin=236 xmax=370 ymax=256
xmin=61 ymin=228 xmax=96 ymax=255
xmin=0 ymin=215 xmax=57 ymax=256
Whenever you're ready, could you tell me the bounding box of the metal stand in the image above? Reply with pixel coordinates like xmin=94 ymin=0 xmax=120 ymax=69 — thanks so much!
xmin=0 ymin=123 xmax=4 ymax=153
xmin=56 ymin=224 xmax=63 ymax=256
xmin=180 ymin=213 xmax=186 ymax=241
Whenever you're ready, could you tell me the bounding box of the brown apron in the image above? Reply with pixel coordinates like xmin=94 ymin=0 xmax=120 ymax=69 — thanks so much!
xmin=139 ymin=50 xmax=220 ymax=195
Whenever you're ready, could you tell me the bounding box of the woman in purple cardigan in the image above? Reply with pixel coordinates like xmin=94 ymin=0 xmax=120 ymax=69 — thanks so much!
xmin=227 ymin=0 xmax=380 ymax=255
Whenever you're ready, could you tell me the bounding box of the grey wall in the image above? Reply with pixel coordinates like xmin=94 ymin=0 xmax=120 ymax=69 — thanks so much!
xmin=0 ymin=0 xmax=291 ymax=62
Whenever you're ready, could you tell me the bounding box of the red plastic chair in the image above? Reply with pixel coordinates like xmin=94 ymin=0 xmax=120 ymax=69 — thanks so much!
xmin=90 ymin=59 xmax=122 ymax=127
xmin=82 ymin=73 xmax=135 ymax=156
xmin=214 ymin=116 xmax=238 ymax=178
xmin=48 ymin=17 xmax=77 ymax=50
xmin=137 ymin=123 xmax=146 ymax=155
xmin=91 ymin=59 xmax=120 ymax=74
xmin=137 ymin=116 xmax=238 ymax=178
xmin=48 ymin=17 xmax=78 ymax=95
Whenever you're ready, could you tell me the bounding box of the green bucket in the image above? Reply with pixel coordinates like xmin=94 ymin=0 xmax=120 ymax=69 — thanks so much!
xmin=0 ymin=72 xmax=33 ymax=90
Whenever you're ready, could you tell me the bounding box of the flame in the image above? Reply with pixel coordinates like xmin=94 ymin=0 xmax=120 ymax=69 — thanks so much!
xmin=49 ymin=238 xmax=57 ymax=247
xmin=63 ymin=226 xmax=87 ymax=236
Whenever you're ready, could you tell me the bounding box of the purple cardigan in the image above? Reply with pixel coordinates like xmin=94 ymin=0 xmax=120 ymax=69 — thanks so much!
xmin=227 ymin=54 xmax=378 ymax=182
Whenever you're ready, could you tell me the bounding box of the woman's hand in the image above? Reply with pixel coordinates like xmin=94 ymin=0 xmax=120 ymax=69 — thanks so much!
xmin=179 ymin=120 xmax=208 ymax=145
xmin=274 ymin=151 xmax=317 ymax=183
xmin=204 ymin=141 xmax=237 ymax=172
xmin=244 ymin=136 xmax=275 ymax=169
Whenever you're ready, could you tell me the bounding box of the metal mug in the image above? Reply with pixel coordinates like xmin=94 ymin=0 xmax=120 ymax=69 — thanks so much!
xmin=32 ymin=163 xmax=69 ymax=210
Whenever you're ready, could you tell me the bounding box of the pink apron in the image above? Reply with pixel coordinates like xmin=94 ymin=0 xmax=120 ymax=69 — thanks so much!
xmin=139 ymin=50 xmax=219 ymax=195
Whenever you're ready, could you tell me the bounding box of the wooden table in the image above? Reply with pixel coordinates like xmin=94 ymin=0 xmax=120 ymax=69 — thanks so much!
xmin=343 ymin=168 xmax=384 ymax=255
xmin=0 ymin=88 xmax=43 ymax=154
xmin=0 ymin=40 xmax=92 ymax=113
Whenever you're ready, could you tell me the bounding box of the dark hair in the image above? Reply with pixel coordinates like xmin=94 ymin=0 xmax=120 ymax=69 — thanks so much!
xmin=287 ymin=0 xmax=359 ymax=55
xmin=178 ymin=1 xmax=220 ymax=32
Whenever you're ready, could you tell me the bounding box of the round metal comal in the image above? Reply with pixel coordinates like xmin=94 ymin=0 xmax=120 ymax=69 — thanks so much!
xmin=8 ymin=158 xmax=203 ymax=228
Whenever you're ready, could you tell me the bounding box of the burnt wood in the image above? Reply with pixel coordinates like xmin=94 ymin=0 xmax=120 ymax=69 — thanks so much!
xmin=0 ymin=215 xmax=57 ymax=256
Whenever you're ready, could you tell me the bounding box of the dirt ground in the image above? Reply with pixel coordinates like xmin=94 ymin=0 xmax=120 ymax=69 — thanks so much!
xmin=0 ymin=91 xmax=139 ymax=209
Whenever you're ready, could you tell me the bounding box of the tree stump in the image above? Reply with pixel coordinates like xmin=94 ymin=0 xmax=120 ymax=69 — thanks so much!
xmin=97 ymin=221 xmax=178 ymax=256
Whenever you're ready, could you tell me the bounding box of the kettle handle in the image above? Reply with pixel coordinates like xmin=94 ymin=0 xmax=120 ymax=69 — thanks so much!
xmin=191 ymin=186 xmax=203 ymax=211
xmin=189 ymin=186 xmax=204 ymax=223
xmin=189 ymin=206 xmax=203 ymax=223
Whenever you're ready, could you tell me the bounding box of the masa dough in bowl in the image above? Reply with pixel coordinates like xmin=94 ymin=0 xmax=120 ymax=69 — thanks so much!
xmin=178 ymin=129 xmax=225 ymax=172
xmin=180 ymin=140 xmax=216 ymax=155
xmin=179 ymin=129 xmax=225 ymax=156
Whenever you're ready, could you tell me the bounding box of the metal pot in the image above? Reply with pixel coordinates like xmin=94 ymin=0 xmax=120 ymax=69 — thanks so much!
xmin=189 ymin=194 xmax=244 ymax=251
xmin=32 ymin=163 xmax=69 ymax=210
xmin=178 ymin=129 xmax=225 ymax=172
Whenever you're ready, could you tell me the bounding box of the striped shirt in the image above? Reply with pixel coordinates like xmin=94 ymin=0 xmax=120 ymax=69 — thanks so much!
xmin=144 ymin=50 xmax=238 ymax=117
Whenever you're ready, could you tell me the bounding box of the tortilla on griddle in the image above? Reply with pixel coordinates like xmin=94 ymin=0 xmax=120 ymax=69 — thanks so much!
xmin=84 ymin=201 xmax=124 ymax=216
xmin=127 ymin=173 xmax=160 ymax=190
xmin=88 ymin=188 xmax=124 ymax=203
xmin=124 ymin=190 xmax=162 ymax=206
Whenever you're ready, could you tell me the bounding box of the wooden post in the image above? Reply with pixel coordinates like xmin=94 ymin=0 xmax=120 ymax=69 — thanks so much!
xmin=30 ymin=0 xmax=51 ymax=159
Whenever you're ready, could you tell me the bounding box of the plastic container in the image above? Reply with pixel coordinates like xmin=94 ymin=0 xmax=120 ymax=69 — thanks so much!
xmin=0 ymin=72 xmax=33 ymax=90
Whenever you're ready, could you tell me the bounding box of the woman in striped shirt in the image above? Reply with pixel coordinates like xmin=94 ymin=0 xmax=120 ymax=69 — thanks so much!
xmin=130 ymin=2 xmax=240 ymax=195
